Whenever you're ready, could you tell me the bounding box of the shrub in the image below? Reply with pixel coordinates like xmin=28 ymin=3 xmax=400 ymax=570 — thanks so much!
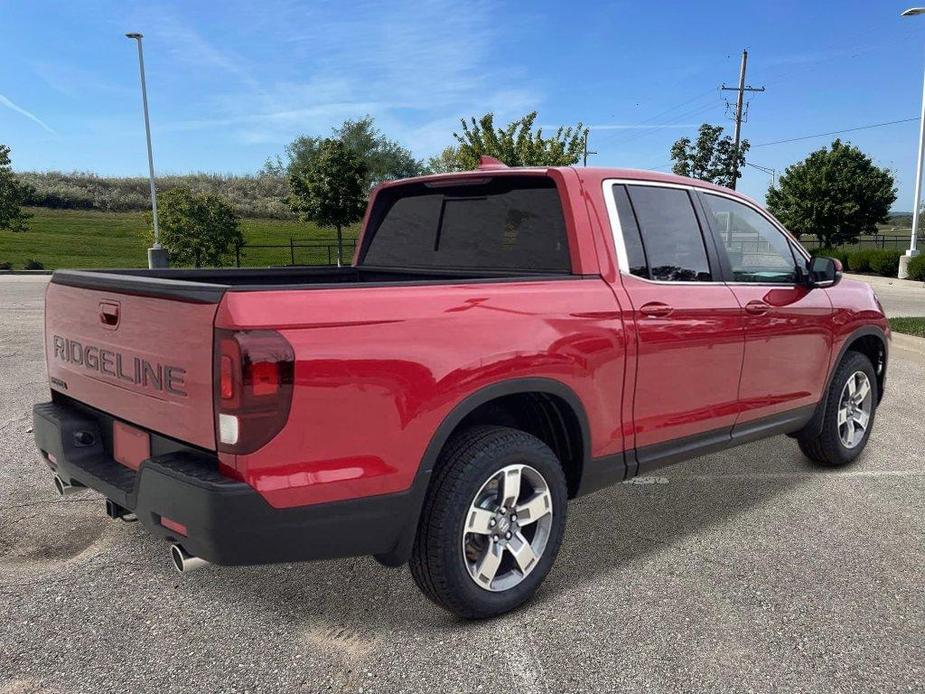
xmin=144 ymin=188 xmax=242 ymax=268
xmin=0 ymin=261 xmax=11 ymax=270
xmin=846 ymin=248 xmax=878 ymax=273
xmin=23 ymin=258 xmax=44 ymax=270
xmin=15 ymin=171 xmax=292 ymax=219
xmin=908 ymin=253 xmax=925 ymax=281
xmin=869 ymin=249 xmax=902 ymax=277
xmin=814 ymin=247 xmax=850 ymax=267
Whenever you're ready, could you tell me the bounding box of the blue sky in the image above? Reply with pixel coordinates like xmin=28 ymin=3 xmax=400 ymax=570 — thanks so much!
xmin=2 ymin=0 xmax=925 ymax=208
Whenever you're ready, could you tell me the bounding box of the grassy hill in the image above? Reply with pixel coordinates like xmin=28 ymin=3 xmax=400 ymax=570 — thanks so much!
xmin=0 ymin=208 xmax=359 ymax=270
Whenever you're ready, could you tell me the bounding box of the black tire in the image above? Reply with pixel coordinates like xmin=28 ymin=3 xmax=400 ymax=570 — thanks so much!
xmin=409 ymin=425 xmax=568 ymax=619
xmin=799 ymin=351 xmax=878 ymax=466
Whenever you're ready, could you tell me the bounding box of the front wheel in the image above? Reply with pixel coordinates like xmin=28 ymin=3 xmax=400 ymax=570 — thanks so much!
xmin=799 ymin=351 xmax=878 ymax=466
xmin=410 ymin=426 xmax=568 ymax=619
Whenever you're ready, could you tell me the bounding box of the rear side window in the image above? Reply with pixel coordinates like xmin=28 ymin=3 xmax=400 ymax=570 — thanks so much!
xmin=624 ymin=186 xmax=712 ymax=282
xmin=361 ymin=177 xmax=570 ymax=272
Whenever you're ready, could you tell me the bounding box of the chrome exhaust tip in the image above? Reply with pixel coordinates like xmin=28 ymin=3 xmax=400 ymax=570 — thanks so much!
xmin=53 ymin=473 xmax=81 ymax=497
xmin=169 ymin=544 xmax=208 ymax=573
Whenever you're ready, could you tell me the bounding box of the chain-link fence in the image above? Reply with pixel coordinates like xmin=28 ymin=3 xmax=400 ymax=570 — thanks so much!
xmin=800 ymin=234 xmax=921 ymax=251
xmin=234 ymin=240 xmax=358 ymax=267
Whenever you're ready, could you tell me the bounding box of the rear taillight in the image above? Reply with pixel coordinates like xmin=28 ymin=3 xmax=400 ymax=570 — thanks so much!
xmin=214 ymin=329 xmax=294 ymax=454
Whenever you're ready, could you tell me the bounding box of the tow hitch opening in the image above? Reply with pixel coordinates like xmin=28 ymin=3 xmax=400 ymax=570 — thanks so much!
xmin=105 ymin=499 xmax=136 ymax=522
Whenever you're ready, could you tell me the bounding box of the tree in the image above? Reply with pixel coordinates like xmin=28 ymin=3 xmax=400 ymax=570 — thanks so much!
xmin=0 ymin=144 xmax=33 ymax=232
xmin=144 ymin=188 xmax=242 ymax=268
xmin=288 ymin=138 xmax=367 ymax=266
xmin=766 ymin=139 xmax=896 ymax=247
xmin=452 ymin=112 xmax=587 ymax=169
xmin=670 ymin=124 xmax=748 ymax=188
xmin=274 ymin=116 xmax=423 ymax=189
xmin=424 ymin=146 xmax=464 ymax=174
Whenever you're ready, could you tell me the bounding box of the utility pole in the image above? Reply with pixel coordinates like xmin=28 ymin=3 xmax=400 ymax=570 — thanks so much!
xmin=721 ymin=49 xmax=765 ymax=190
xmin=583 ymin=130 xmax=597 ymax=166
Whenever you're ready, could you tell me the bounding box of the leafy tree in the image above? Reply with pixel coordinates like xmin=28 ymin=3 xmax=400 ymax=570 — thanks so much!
xmin=453 ymin=112 xmax=587 ymax=168
xmin=0 ymin=144 xmax=33 ymax=232
xmin=670 ymin=124 xmax=748 ymax=188
xmin=766 ymin=139 xmax=896 ymax=247
xmin=425 ymin=146 xmax=465 ymax=174
xmin=274 ymin=116 xmax=422 ymax=189
xmin=288 ymin=138 xmax=367 ymax=266
xmin=144 ymin=188 xmax=243 ymax=268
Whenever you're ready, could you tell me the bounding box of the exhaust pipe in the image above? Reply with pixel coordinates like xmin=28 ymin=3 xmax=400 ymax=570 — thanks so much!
xmin=170 ymin=544 xmax=209 ymax=573
xmin=53 ymin=473 xmax=82 ymax=497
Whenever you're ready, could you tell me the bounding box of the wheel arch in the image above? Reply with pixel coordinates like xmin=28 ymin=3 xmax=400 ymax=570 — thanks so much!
xmin=794 ymin=325 xmax=888 ymax=442
xmin=374 ymin=378 xmax=591 ymax=567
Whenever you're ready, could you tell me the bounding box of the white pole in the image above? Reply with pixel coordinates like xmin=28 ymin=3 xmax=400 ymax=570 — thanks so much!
xmin=909 ymin=65 xmax=925 ymax=255
xmin=127 ymin=33 xmax=167 ymax=268
xmin=899 ymin=8 xmax=925 ymax=278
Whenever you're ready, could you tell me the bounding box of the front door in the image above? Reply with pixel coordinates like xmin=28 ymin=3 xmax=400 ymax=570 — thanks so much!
xmin=697 ymin=191 xmax=832 ymax=425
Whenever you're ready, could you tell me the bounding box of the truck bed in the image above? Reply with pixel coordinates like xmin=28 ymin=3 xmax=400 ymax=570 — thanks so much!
xmin=51 ymin=266 xmax=573 ymax=303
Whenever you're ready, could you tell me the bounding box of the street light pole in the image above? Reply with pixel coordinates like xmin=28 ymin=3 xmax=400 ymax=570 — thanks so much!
xmin=900 ymin=8 xmax=925 ymax=278
xmin=125 ymin=32 xmax=167 ymax=269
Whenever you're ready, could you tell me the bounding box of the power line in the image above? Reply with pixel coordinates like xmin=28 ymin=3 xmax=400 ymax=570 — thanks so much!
xmin=753 ymin=117 xmax=919 ymax=147
xmin=611 ymin=99 xmax=721 ymax=150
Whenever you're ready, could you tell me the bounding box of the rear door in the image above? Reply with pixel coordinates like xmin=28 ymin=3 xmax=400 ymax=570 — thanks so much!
xmin=607 ymin=183 xmax=744 ymax=457
xmin=45 ymin=279 xmax=220 ymax=449
xmin=696 ymin=191 xmax=832 ymax=424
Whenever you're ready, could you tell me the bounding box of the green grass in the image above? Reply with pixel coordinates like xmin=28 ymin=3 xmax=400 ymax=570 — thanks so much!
xmin=889 ymin=317 xmax=925 ymax=338
xmin=0 ymin=207 xmax=359 ymax=270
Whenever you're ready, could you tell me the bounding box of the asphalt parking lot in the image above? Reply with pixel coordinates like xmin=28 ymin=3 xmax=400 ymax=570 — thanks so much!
xmin=1 ymin=275 xmax=923 ymax=694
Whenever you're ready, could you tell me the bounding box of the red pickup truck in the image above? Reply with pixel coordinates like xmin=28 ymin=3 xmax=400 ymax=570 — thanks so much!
xmin=33 ymin=160 xmax=888 ymax=618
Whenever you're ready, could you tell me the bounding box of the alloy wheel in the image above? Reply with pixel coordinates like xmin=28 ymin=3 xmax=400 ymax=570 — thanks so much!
xmin=461 ymin=464 xmax=553 ymax=592
xmin=837 ymin=370 xmax=872 ymax=449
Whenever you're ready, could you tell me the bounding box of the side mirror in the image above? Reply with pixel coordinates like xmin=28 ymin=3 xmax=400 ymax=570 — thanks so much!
xmin=804 ymin=256 xmax=842 ymax=288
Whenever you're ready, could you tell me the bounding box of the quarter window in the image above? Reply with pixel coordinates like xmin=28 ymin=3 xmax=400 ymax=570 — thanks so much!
xmin=702 ymin=194 xmax=798 ymax=283
xmin=625 ymin=186 xmax=712 ymax=282
xmin=610 ymin=185 xmax=649 ymax=278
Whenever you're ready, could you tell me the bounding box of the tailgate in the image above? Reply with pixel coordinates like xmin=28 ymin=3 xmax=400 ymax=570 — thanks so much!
xmin=44 ymin=278 xmax=220 ymax=450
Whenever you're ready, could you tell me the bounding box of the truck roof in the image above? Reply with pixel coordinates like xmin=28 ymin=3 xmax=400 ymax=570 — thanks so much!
xmin=376 ymin=162 xmax=759 ymax=208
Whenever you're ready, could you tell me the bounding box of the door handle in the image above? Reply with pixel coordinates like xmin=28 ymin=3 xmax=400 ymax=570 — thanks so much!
xmin=639 ymin=302 xmax=672 ymax=318
xmin=744 ymin=300 xmax=771 ymax=315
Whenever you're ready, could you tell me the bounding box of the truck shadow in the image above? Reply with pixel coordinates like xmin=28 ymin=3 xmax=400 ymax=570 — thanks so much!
xmin=205 ymin=435 xmax=821 ymax=631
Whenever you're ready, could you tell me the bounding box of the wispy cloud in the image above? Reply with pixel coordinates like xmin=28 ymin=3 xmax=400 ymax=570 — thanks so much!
xmin=0 ymin=93 xmax=56 ymax=134
xmin=152 ymin=13 xmax=260 ymax=90
xmin=31 ymin=62 xmax=130 ymax=99
xmin=144 ymin=0 xmax=539 ymax=154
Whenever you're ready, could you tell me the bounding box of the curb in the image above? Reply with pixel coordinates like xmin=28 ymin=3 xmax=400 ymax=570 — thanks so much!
xmin=0 ymin=270 xmax=54 ymax=275
xmin=843 ymin=272 xmax=924 ymax=289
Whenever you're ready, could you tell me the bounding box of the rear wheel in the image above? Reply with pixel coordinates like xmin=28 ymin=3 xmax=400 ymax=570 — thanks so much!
xmin=799 ymin=351 xmax=877 ymax=466
xmin=410 ymin=426 xmax=567 ymax=619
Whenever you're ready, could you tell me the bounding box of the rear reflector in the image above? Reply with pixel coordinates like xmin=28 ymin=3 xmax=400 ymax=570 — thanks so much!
xmin=160 ymin=516 xmax=188 ymax=536
xmin=220 ymin=355 xmax=234 ymax=399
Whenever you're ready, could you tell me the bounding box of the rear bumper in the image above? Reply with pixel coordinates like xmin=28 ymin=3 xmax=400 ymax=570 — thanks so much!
xmin=32 ymin=400 xmax=419 ymax=566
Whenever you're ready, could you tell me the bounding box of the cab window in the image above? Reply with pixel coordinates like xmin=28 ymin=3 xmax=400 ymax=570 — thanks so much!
xmin=623 ymin=186 xmax=713 ymax=282
xmin=702 ymin=193 xmax=798 ymax=284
